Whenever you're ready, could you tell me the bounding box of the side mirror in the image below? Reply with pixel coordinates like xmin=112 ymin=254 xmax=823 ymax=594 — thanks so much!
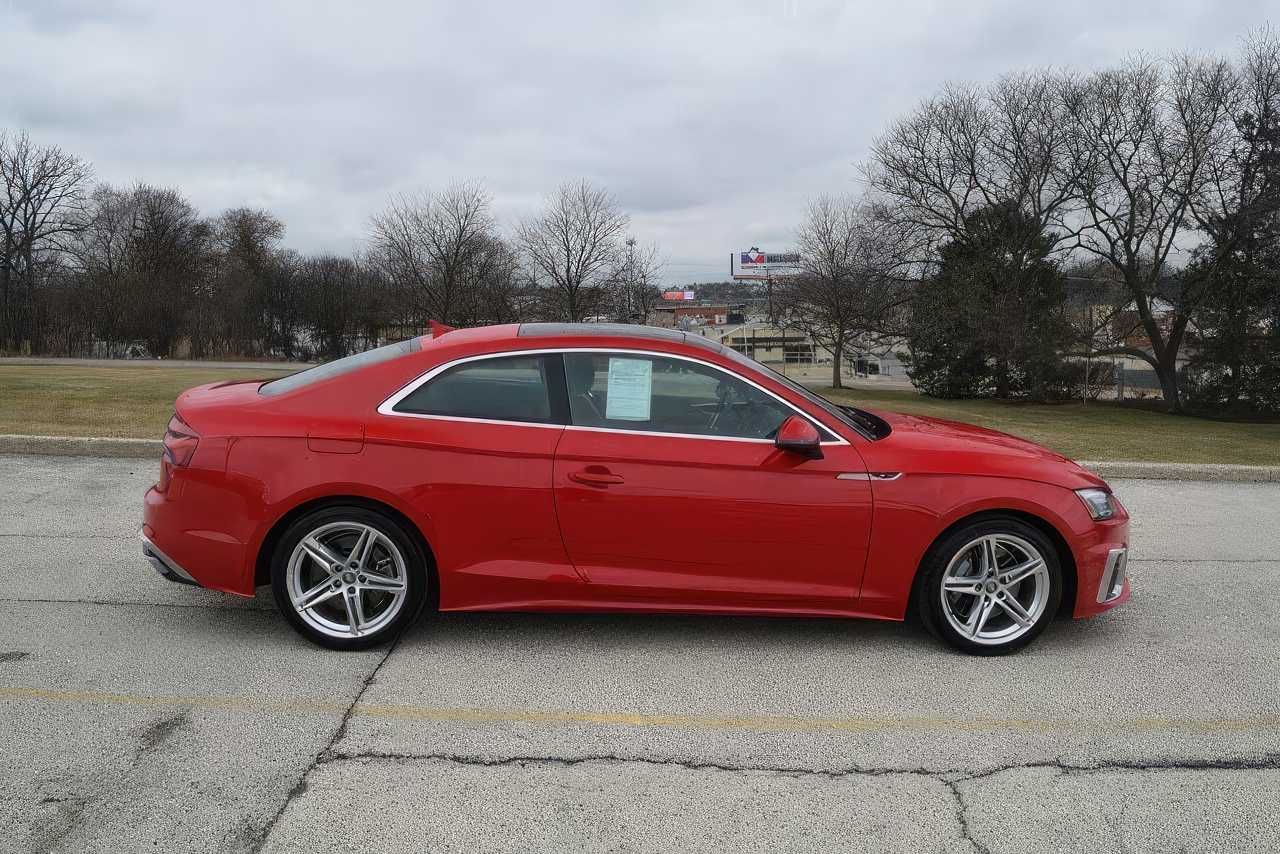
xmin=775 ymin=415 xmax=823 ymax=460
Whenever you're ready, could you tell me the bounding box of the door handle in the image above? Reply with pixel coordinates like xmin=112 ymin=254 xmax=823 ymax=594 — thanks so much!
xmin=569 ymin=469 xmax=625 ymax=486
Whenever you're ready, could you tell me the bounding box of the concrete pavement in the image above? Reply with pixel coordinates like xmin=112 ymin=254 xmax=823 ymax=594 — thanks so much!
xmin=0 ymin=454 xmax=1277 ymax=852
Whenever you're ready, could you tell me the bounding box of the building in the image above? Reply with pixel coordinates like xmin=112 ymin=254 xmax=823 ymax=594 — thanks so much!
xmin=648 ymin=304 xmax=743 ymax=328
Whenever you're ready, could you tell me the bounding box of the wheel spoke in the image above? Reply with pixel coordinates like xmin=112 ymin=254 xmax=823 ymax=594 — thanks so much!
xmin=348 ymin=527 xmax=376 ymax=571
xmin=343 ymin=589 xmax=365 ymax=636
xmin=964 ymin=594 xmax=995 ymax=636
xmin=943 ymin=576 xmax=982 ymax=596
xmin=980 ymin=537 xmax=1000 ymax=574
xmin=1001 ymin=558 xmax=1043 ymax=587
xmin=359 ymin=573 xmax=405 ymax=594
xmin=301 ymin=536 xmax=344 ymax=573
xmin=998 ymin=593 xmax=1034 ymax=627
xmin=293 ymin=578 xmax=340 ymax=611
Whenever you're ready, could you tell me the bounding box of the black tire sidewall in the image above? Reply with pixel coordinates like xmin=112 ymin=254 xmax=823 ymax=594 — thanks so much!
xmin=270 ymin=504 xmax=428 ymax=651
xmin=918 ymin=516 xmax=1062 ymax=656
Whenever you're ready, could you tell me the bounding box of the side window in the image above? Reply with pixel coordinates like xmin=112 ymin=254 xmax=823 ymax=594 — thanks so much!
xmin=563 ymin=353 xmax=793 ymax=440
xmin=394 ymin=354 xmax=555 ymax=424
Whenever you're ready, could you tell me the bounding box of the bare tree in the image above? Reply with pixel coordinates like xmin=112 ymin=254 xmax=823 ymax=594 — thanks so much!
xmin=370 ymin=181 xmax=506 ymax=327
xmin=297 ymin=254 xmax=384 ymax=359
xmin=210 ymin=207 xmax=285 ymax=356
xmin=866 ymin=71 xmax=1083 ymax=264
xmin=126 ymin=184 xmax=216 ymax=357
xmin=777 ymin=196 xmax=910 ymax=388
xmin=0 ymin=130 xmax=93 ymax=350
xmin=1064 ymin=54 xmax=1237 ymax=411
xmin=606 ymin=236 xmax=662 ymax=322
xmin=1186 ymin=30 xmax=1280 ymax=272
xmin=516 ymin=180 xmax=629 ymax=321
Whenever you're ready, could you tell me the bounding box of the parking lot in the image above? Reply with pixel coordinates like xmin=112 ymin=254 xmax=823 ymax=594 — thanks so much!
xmin=1 ymin=453 xmax=1278 ymax=853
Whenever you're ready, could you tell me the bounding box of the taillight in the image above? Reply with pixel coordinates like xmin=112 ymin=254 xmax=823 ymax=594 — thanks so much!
xmin=163 ymin=414 xmax=200 ymax=467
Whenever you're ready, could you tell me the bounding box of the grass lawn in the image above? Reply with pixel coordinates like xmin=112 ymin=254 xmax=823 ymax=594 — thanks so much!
xmin=823 ymin=386 xmax=1280 ymax=466
xmin=1 ymin=364 xmax=1277 ymax=464
xmin=0 ymin=364 xmax=292 ymax=439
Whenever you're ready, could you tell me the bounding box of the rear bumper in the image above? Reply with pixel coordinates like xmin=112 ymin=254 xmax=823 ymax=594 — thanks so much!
xmin=140 ymin=531 xmax=200 ymax=587
xmin=143 ymin=479 xmax=255 ymax=596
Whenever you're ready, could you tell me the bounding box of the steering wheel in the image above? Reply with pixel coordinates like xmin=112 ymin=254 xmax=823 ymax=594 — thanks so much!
xmin=707 ymin=380 xmax=735 ymax=431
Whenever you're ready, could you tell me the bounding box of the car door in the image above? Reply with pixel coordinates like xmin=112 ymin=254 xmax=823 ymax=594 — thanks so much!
xmin=368 ymin=351 xmax=582 ymax=608
xmin=552 ymin=349 xmax=873 ymax=608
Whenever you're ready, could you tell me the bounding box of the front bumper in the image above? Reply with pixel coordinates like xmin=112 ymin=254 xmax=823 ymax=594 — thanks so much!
xmin=140 ymin=530 xmax=201 ymax=587
xmin=1071 ymin=517 xmax=1130 ymax=618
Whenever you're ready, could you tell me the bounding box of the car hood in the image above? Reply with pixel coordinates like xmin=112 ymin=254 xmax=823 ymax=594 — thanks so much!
xmin=857 ymin=409 xmax=1107 ymax=490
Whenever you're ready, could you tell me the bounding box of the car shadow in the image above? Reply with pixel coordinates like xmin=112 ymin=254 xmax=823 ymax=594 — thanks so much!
xmin=404 ymin=608 xmax=930 ymax=653
xmin=396 ymin=606 xmax=1132 ymax=660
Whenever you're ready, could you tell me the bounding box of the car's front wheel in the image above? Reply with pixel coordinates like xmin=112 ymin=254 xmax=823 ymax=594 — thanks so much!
xmin=917 ymin=517 xmax=1062 ymax=655
xmin=270 ymin=505 xmax=428 ymax=650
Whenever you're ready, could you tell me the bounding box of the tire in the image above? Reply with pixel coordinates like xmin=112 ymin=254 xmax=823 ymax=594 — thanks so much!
xmin=916 ymin=516 xmax=1062 ymax=656
xmin=270 ymin=504 xmax=428 ymax=651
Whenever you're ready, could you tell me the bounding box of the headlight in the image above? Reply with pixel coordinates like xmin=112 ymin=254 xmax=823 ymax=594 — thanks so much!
xmin=1075 ymin=488 xmax=1117 ymax=521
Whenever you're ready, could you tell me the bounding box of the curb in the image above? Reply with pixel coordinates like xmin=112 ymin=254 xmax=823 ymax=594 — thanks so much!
xmin=0 ymin=434 xmax=161 ymax=459
xmin=0 ymin=435 xmax=1276 ymax=482
xmin=1076 ymin=460 xmax=1280 ymax=483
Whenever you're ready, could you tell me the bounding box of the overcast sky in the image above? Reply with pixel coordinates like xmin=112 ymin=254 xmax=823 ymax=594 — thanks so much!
xmin=2 ymin=1 xmax=1275 ymax=284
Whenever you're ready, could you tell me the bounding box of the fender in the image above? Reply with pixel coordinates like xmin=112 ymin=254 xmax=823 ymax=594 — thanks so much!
xmin=857 ymin=473 xmax=1088 ymax=620
xmin=229 ymin=437 xmax=437 ymax=594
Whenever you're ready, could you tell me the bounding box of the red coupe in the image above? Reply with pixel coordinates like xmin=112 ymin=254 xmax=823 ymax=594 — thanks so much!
xmin=141 ymin=323 xmax=1129 ymax=655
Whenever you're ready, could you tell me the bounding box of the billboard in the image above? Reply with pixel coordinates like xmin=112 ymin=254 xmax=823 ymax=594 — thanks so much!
xmin=739 ymin=250 xmax=800 ymax=268
xmin=731 ymin=248 xmax=802 ymax=280
xmin=662 ymin=290 xmax=696 ymax=301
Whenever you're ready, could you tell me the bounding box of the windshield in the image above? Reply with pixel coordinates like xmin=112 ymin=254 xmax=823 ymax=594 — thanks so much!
xmin=719 ymin=347 xmax=891 ymax=440
xmin=259 ymin=338 xmax=422 ymax=396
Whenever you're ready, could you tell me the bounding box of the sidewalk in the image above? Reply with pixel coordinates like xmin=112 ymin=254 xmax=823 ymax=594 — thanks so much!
xmin=0 ymin=356 xmax=310 ymax=370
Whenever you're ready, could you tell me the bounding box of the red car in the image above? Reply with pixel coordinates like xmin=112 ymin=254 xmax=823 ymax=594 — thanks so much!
xmin=141 ymin=323 xmax=1129 ymax=655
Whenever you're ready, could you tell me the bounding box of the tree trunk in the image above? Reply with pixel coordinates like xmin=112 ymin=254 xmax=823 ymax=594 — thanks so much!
xmin=995 ymin=357 xmax=1010 ymax=399
xmin=1156 ymin=355 xmax=1182 ymax=414
xmin=0 ymin=259 xmax=10 ymax=351
xmin=831 ymin=340 xmax=844 ymax=389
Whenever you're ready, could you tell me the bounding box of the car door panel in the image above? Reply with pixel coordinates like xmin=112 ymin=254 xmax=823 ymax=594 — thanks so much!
xmin=553 ymin=427 xmax=873 ymax=606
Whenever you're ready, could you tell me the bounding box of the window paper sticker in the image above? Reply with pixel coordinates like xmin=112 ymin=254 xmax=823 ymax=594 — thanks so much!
xmin=605 ymin=357 xmax=652 ymax=421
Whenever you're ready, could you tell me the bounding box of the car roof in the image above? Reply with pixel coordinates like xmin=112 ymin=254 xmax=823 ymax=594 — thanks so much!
xmin=515 ymin=322 xmax=724 ymax=353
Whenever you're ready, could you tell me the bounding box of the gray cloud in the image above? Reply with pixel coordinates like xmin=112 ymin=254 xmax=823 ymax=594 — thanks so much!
xmin=1 ymin=0 xmax=1273 ymax=283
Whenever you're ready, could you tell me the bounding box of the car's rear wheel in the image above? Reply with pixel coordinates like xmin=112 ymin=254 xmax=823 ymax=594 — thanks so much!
xmin=270 ymin=505 xmax=427 ymax=650
xmin=917 ymin=517 xmax=1062 ymax=655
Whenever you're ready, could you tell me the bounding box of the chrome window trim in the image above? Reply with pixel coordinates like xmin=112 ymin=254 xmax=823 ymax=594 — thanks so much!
xmin=377 ymin=347 xmax=849 ymax=445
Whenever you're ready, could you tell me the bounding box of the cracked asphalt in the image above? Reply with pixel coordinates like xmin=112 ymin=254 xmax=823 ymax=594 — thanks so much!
xmin=1 ymin=454 xmax=1278 ymax=853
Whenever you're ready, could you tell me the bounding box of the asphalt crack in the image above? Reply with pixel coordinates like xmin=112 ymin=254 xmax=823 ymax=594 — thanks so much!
xmin=243 ymin=637 xmax=401 ymax=854
xmin=317 ymin=748 xmax=1280 ymax=780
xmin=312 ymin=750 xmax=1280 ymax=854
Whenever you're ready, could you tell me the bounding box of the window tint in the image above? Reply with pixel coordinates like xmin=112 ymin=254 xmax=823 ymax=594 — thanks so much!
xmin=563 ymin=353 xmax=792 ymax=439
xmin=260 ymin=338 xmax=421 ymax=396
xmin=395 ymin=354 xmax=555 ymax=424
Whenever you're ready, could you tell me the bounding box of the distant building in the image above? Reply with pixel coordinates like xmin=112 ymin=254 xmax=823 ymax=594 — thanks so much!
xmin=648 ymin=303 xmax=743 ymax=328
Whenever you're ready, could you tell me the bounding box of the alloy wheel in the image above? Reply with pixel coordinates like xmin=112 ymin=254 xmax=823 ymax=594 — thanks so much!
xmin=939 ymin=533 xmax=1051 ymax=646
xmin=285 ymin=521 xmax=409 ymax=639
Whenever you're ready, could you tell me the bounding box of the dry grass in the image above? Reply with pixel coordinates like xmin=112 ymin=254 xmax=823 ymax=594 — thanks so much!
xmin=2 ymin=364 xmax=1277 ymax=464
xmin=822 ymin=386 xmax=1280 ymax=465
xmin=0 ymin=364 xmax=292 ymax=439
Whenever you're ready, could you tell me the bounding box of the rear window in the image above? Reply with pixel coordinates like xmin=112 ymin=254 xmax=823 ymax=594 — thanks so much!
xmin=393 ymin=354 xmax=556 ymax=424
xmin=259 ymin=338 xmax=422 ymax=396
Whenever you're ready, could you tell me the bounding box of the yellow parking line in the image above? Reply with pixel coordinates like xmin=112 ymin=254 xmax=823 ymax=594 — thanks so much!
xmin=3 ymin=686 xmax=1279 ymax=734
